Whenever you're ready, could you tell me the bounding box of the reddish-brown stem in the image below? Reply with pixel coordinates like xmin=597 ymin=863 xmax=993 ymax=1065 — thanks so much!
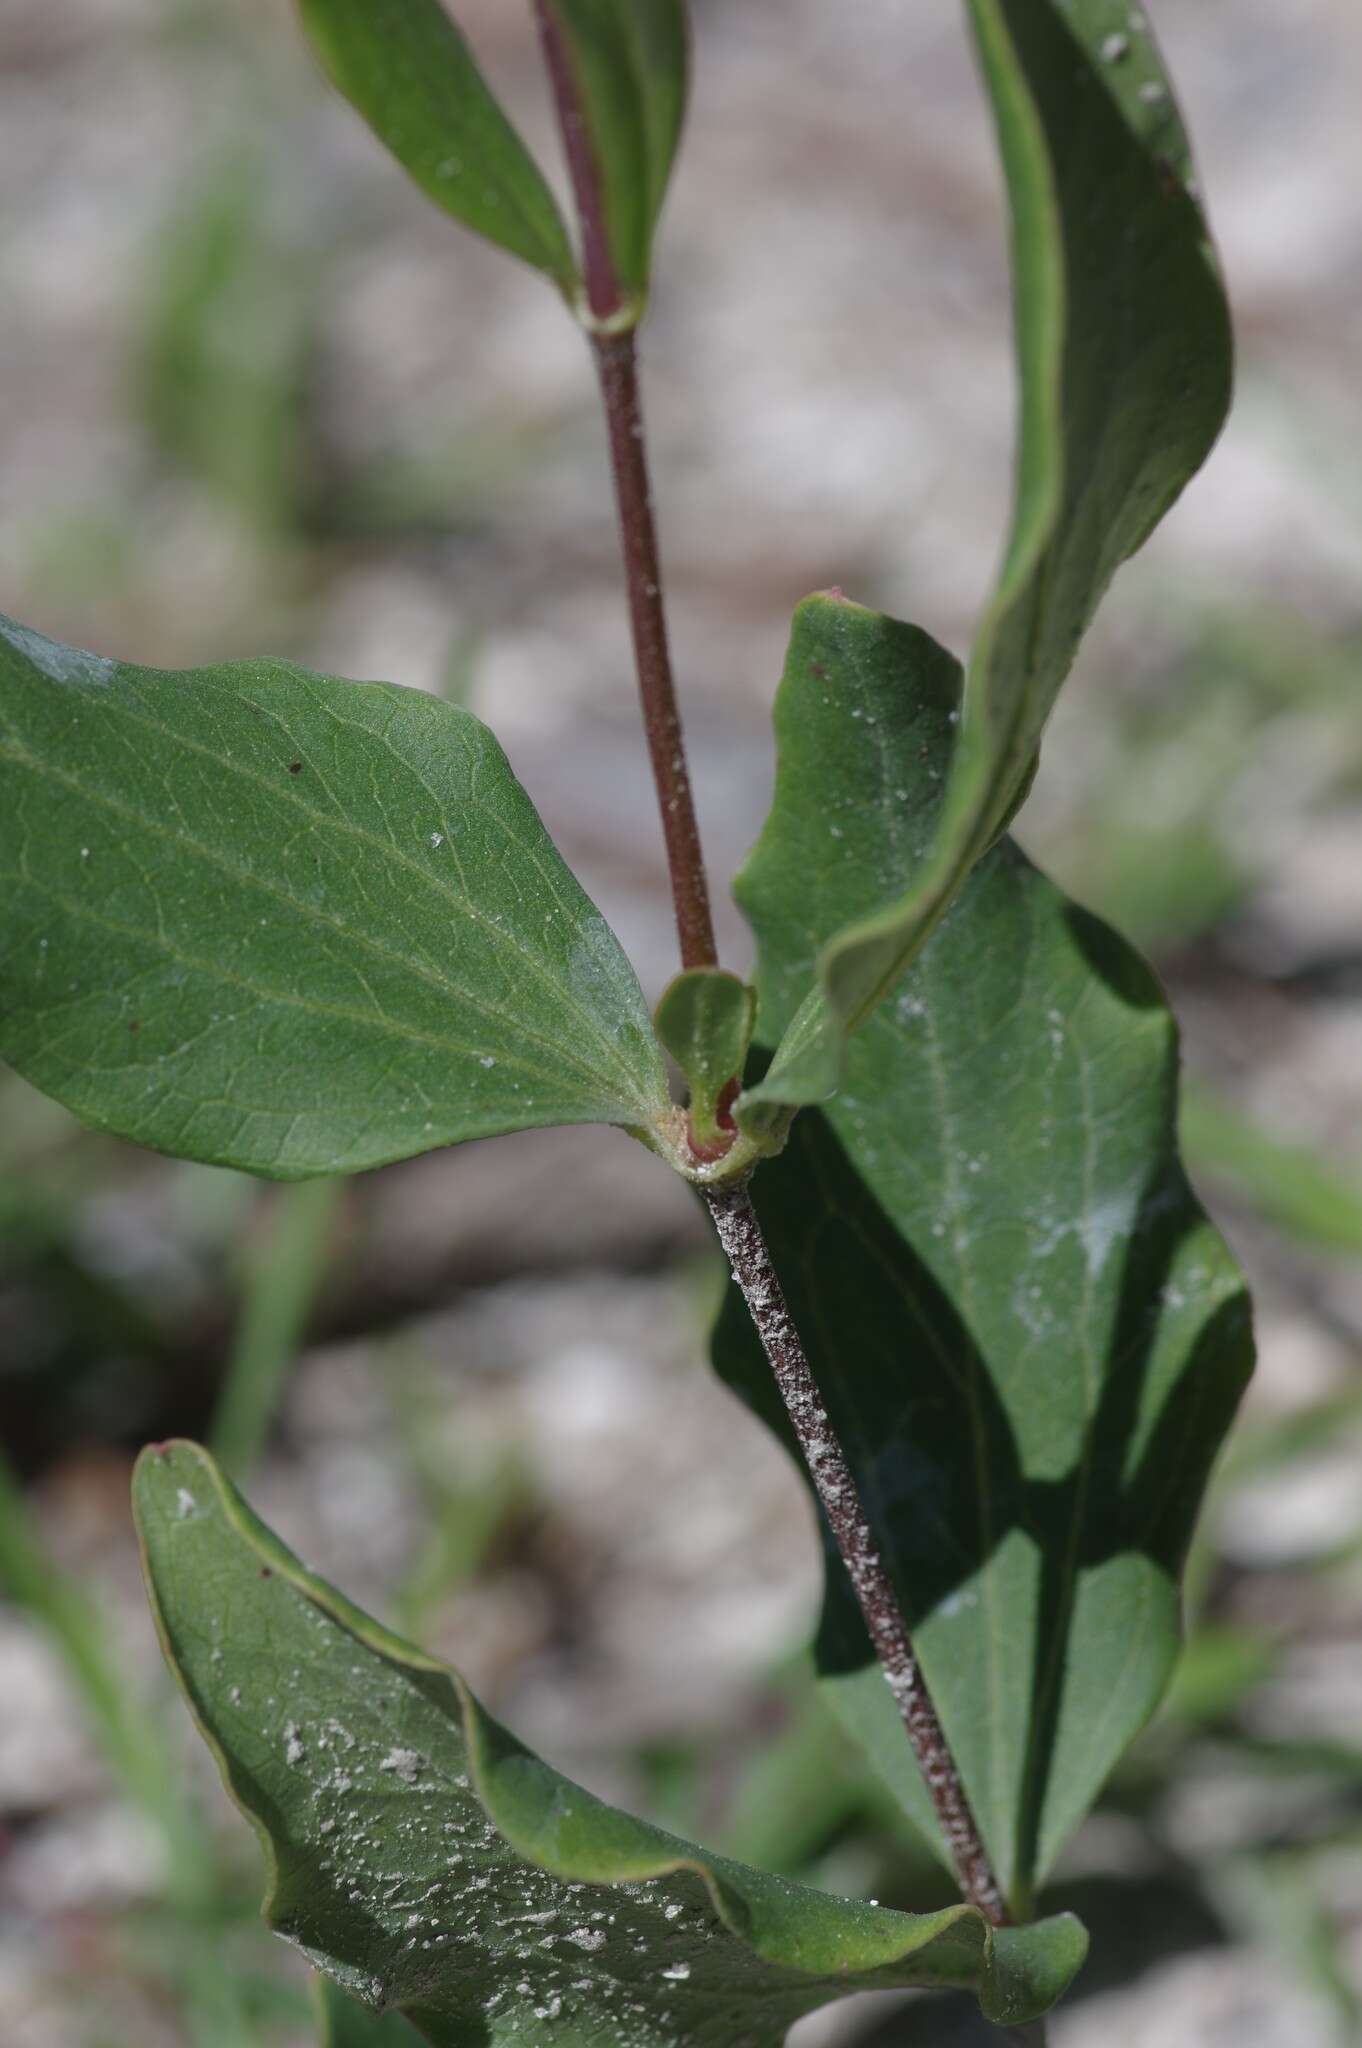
xmin=591 ymin=332 xmax=717 ymax=970
xmin=705 ymin=1182 xmax=1010 ymax=1929
xmin=533 ymin=0 xmax=717 ymax=972
xmin=531 ymin=0 xmax=621 ymax=323
xmin=535 ymin=10 xmax=1026 ymax=1995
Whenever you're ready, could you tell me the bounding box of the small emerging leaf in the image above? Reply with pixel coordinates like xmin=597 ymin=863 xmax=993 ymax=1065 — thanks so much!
xmin=297 ymin=0 xmax=579 ymax=293
xmin=136 ymin=1441 xmax=1087 ymax=2041
xmin=654 ymin=968 xmax=754 ymax=1149
xmin=541 ymin=0 xmax=689 ymax=316
xmin=716 ymin=604 xmax=1253 ymax=1906
xmin=0 ymin=615 xmax=668 ymax=1177
xmin=746 ymin=0 xmax=1232 ymax=1114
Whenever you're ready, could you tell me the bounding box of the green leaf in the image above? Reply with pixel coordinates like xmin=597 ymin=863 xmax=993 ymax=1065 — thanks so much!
xmin=732 ymin=596 xmax=960 ymax=1134
xmin=715 ymin=606 xmax=1253 ymax=1909
xmin=135 ymin=1441 xmax=1087 ymax=2041
xmin=296 ymin=0 xmax=579 ymax=293
xmin=654 ymin=968 xmax=754 ymax=1150
xmin=744 ymin=1 xmax=1232 ymax=1116
xmin=542 ymin=0 xmax=689 ymax=311
xmin=0 ymin=615 xmax=668 ymax=1178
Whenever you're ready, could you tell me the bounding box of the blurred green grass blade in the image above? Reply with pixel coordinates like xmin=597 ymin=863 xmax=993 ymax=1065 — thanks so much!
xmin=718 ymin=594 xmax=1253 ymax=1908
xmin=542 ymin=0 xmax=688 ymax=309
xmin=0 ymin=1449 xmax=161 ymax=1818
xmin=1223 ymin=1389 xmax=1362 ymax=1485
xmin=1181 ymin=1082 xmax=1362 ymax=1255
xmin=0 ymin=614 xmax=670 ymax=1178
xmin=1221 ymin=1852 xmax=1362 ymax=2041
xmin=746 ymin=0 xmax=1232 ymax=1115
xmin=210 ymin=1178 xmax=344 ymax=1477
xmin=0 ymin=1448 xmax=213 ymax=1905
xmin=141 ymin=154 xmax=313 ymax=527
xmin=1163 ymin=1625 xmax=1280 ymax=1727
xmin=0 ymin=1454 xmax=259 ymax=2048
xmin=136 ymin=1441 xmax=1087 ymax=2039
xmin=297 ymin=0 xmax=579 ymax=293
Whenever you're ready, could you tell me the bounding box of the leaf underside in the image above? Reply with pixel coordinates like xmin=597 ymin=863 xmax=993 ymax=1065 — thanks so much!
xmin=0 ymin=615 xmax=668 ymax=1177
xmin=715 ymin=596 xmax=1254 ymax=1908
xmin=296 ymin=0 xmax=579 ymax=291
xmin=745 ymin=0 xmax=1233 ymax=1116
xmin=136 ymin=1442 xmax=1087 ymax=2044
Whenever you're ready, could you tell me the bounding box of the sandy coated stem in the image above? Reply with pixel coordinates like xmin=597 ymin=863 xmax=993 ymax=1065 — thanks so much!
xmin=705 ymin=1182 xmax=1010 ymax=1929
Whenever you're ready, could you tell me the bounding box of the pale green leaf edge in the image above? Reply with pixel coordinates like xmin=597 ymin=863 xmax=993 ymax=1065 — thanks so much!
xmin=135 ymin=1440 xmax=1087 ymax=2032
xmin=741 ymin=0 xmax=1233 ymax=1123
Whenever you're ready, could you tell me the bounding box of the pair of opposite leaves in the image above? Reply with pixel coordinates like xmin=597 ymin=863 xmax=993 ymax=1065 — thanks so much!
xmin=0 ymin=1 xmax=1248 ymax=2041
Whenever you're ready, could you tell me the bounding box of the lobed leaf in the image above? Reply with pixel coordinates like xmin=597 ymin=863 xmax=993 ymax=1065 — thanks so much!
xmin=135 ymin=1441 xmax=1087 ymax=2043
xmin=715 ymin=600 xmax=1253 ymax=1908
xmin=744 ymin=0 xmax=1232 ymax=1116
xmin=0 ymin=615 xmax=668 ymax=1178
xmin=541 ymin=0 xmax=689 ymax=313
xmin=296 ymin=0 xmax=579 ymax=292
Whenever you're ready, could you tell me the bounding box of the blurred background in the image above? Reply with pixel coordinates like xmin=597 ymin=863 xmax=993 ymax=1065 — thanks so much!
xmin=2 ymin=1 xmax=1360 ymax=2042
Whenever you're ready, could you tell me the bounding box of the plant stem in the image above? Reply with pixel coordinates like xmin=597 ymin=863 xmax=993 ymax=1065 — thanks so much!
xmin=533 ymin=1 xmax=718 ymax=973
xmin=591 ymin=331 xmax=717 ymax=970
xmin=705 ymin=1182 xmax=1010 ymax=1928
xmin=532 ymin=0 xmax=621 ymax=326
xmin=535 ymin=0 xmax=1014 ymax=1965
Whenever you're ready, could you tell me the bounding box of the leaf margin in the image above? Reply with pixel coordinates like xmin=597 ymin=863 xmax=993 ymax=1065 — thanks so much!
xmin=134 ymin=1438 xmax=1089 ymax=2035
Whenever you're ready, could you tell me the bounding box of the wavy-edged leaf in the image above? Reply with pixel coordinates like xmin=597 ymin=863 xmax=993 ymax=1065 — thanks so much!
xmin=136 ymin=1441 xmax=1087 ymax=2041
xmin=297 ymin=0 xmax=579 ymax=292
xmin=716 ymin=604 xmax=1253 ymax=1908
xmin=542 ymin=0 xmax=688 ymax=311
xmin=744 ymin=0 xmax=1232 ymax=1117
xmin=0 ymin=615 xmax=668 ymax=1178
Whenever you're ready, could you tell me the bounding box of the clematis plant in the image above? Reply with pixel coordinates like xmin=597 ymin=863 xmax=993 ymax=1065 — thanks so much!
xmin=0 ymin=4 xmax=1250 ymax=2041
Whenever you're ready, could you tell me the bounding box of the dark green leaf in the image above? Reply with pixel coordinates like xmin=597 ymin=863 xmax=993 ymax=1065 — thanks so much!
xmin=654 ymin=968 xmax=754 ymax=1149
xmin=297 ymin=0 xmax=579 ymax=292
xmin=716 ymin=603 xmax=1253 ymax=1908
xmin=0 ymin=615 xmax=668 ymax=1178
xmin=543 ymin=0 xmax=688 ymax=311
xmin=744 ymin=1 xmax=1232 ymax=1115
xmin=136 ymin=1441 xmax=1087 ymax=2041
